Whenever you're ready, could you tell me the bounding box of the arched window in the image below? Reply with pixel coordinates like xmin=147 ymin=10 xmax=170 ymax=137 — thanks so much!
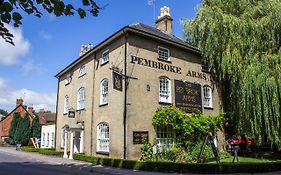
xmin=203 ymin=86 xmax=213 ymax=108
xmin=159 ymin=76 xmax=171 ymax=103
xmin=77 ymin=87 xmax=85 ymax=110
xmin=64 ymin=95 xmax=69 ymax=114
xmin=97 ymin=122 xmax=109 ymax=152
xmin=100 ymin=79 xmax=108 ymax=105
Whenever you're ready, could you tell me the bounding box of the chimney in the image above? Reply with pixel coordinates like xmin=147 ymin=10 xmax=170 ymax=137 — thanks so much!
xmin=16 ymin=99 xmax=23 ymax=107
xmin=28 ymin=104 xmax=34 ymax=116
xmin=79 ymin=44 xmax=94 ymax=56
xmin=155 ymin=6 xmax=173 ymax=34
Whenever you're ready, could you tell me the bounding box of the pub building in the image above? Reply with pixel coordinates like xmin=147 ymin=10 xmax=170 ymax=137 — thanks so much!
xmin=55 ymin=6 xmax=223 ymax=160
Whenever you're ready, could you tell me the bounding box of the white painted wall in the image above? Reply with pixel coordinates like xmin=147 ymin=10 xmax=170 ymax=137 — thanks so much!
xmin=41 ymin=124 xmax=56 ymax=148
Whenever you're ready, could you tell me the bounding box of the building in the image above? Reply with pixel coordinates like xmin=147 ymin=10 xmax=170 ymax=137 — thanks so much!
xmin=0 ymin=99 xmax=34 ymax=141
xmin=41 ymin=124 xmax=56 ymax=148
xmin=55 ymin=7 xmax=222 ymax=160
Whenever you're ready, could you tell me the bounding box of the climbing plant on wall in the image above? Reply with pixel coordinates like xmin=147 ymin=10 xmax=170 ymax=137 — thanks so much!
xmin=182 ymin=0 xmax=281 ymax=146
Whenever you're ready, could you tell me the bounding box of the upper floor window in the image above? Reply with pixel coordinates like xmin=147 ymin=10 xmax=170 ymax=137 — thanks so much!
xmin=78 ymin=64 xmax=86 ymax=77
xmin=64 ymin=95 xmax=69 ymax=114
xmin=65 ymin=73 xmax=72 ymax=85
xmin=100 ymin=79 xmax=108 ymax=105
xmin=202 ymin=60 xmax=211 ymax=72
xmin=159 ymin=76 xmax=171 ymax=103
xmin=77 ymin=87 xmax=85 ymax=110
xmin=101 ymin=49 xmax=109 ymax=65
xmin=158 ymin=46 xmax=170 ymax=61
xmin=203 ymin=86 xmax=213 ymax=108
xmin=97 ymin=122 xmax=109 ymax=153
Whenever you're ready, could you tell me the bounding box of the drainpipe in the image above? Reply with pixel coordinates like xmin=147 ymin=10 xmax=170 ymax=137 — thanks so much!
xmin=123 ymin=30 xmax=128 ymax=159
xmin=90 ymin=53 xmax=97 ymax=155
xmin=54 ymin=77 xmax=60 ymax=150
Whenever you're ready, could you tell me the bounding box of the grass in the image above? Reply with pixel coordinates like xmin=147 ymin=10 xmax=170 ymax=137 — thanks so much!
xmin=209 ymin=156 xmax=281 ymax=164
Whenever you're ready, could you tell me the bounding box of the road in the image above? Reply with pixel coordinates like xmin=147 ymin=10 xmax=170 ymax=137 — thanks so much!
xmin=0 ymin=147 xmax=281 ymax=175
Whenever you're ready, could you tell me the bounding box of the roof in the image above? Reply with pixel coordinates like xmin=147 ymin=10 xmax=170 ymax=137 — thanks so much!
xmin=0 ymin=104 xmax=33 ymax=123
xmin=39 ymin=112 xmax=56 ymax=125
xmin=55 ymin=23 xmax=200 ymax=78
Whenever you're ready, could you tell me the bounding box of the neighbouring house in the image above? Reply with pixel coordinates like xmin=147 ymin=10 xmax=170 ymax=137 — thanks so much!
xmin=0 ymin=99 xmax=34 ymax=142
xmin=0 ymin=114 xmax=4 ymax=121
xmin=55 ymin=6 xmax=223 ymax=160
xmin=38 ymin=109 xmax=56 ymax=148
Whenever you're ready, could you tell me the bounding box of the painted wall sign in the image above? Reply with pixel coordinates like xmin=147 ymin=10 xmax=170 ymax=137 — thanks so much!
xmin=131 ymin=56 xmax=182 ymax=74
xmin=133 ymin=131 xmax=149 ymax=144
xmin=174 ymin=80 xmax=202 ymax=113
xmin=113 ymin=72 xmax=123 ymax=91
xmin=186 ymin=70 xmax=208 ymax=81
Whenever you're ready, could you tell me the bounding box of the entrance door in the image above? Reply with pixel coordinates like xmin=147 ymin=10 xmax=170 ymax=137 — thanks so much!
xmin=73 ymin=131 xmax=81 ymax=153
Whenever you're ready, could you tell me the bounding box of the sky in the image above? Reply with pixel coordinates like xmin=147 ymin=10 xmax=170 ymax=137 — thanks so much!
xmin=0 ymin=0 xmax=200 ymax=113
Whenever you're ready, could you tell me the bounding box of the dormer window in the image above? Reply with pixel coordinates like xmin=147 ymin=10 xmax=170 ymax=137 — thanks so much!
xmin=78 ymin=64 xmax=86 ymax=77
xmin=65 ymin=73 xmax=72 ymax=85
xmin=101 ymin=49 xmax=109 ymax=65
xmin=158 ymin=46 xmax=170 ymax=61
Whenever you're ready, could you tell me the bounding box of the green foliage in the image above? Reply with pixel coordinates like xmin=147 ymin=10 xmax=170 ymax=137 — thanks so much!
xmin=153 ymin=106 xmax=224 ymax=146
xmin=140 ymin=142 xmax=154 ymax=161
xmin=0 ymin=0 xmax=100 ymax=45
xmin=31 ymin=115 xmax=41 ymax=138
xmin=183 ymin=0 xmax=281 ymax=148
xmin=184 ymin=141 xmax=213 ymax=163
xmin=14 ymin=114 xmax=31 ymax=145
xmin=0 ymin=108 xmax=8 ymax=116
xmin=9 ymin=112 xmax=21 ymax=144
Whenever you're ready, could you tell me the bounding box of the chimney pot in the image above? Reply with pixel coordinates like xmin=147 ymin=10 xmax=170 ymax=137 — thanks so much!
xmin=16 ymin=99 xmax=23 ymax=107
xmin=155 ymin=6 xmax=173 ymax=34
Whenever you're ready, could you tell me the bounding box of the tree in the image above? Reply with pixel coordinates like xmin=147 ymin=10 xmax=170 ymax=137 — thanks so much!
xmin=31 ymin=115 xmax=41 ymax=138
xmin=14 ymin=113 xmax=31 ymax=145
xmin=0 ymin=0 xmax=100 ymax=45
xmin=9 ymin=112 xmax=20 ymax=144
xmin=183 ymin=0 xmax=281 ymax=147
xmin=0 ymin=108 xmax=8 ymax=116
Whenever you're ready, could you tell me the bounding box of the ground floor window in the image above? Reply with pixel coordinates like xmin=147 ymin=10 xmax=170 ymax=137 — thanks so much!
xmin=97 ymin=122 xmax=109 ymax=153
xmin=156 ymin=125 xmax=175 ymax=151
xmin=61 ymin=129 xmax=65 ymax=148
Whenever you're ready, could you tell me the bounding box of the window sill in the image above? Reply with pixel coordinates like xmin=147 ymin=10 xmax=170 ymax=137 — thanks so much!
xmin=76 ymin=108 xmax=85 ymax=112
xmin=158 ymin=58 xmax=171 ymax=63
xmin=99 ymin=103 xmax=108 ymax=107
xmin=202 ymin=69 xmax=211 ymax=73
xmin=78 ymin=73 xmax=86 ymax=78
xmin=159 ymin=102 xmax=172 ymax=105
xmin=100 ymin=61 xmax=109 ymax=67
xmin=96 ymin=151 xmax=109 ymax=155
xmin=63 ymin=113 xmax=68 ymax=115
xmin=204 ymin=107 xmax=213 ymax=110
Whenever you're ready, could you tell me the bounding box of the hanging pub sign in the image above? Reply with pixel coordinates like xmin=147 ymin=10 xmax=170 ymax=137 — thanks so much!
xmin=133 ymin=131 xmax=149 ymax=144
xmin=113 ymin=71 xmax=122 ymax=91
xmin=174 ymin=80 xmax=202 ymax=113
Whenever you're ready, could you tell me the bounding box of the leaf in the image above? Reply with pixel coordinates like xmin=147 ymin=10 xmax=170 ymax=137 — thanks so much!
xmin=1 ymin=2 xmax=13 ymax=12
xmin=77 ymin=8 xmax=86 ymax=18
xmin=1 ymin=13 xmax=11 ymax=23
xmin=12 ymin=12 xmax=22 ymax=21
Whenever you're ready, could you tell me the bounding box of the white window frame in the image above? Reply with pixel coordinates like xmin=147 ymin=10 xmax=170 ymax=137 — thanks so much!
xmin=97 ymin=122 xmax=109 ymax=153
xmin=203 ymin=86 xmax=213 ymax=108
xmin=65 ymin=73 xmax=72 ymax=85
xmin=51 ymin=132 xmax=55 ymax=148
xmin=61 ymin=129 xmax=65 ymax=148
xmin=77 ymin=87 xmax=86 ymax=110
xmin=100 ymin=79 xmax=108 ymax=105
xmin=42 ymin=133 xmax=45 ymax=146
xmin=47 ymin=133 xmax=50 ymax=147
xmin=64 ymin=95 xmax=69 ymax=114
xmin=78 ymin=64 xmax=86 ymax=77
xmin=156 ymin=125 xmax=175 ymax=151
xmin=158 ymin=46 xmax=170 ymax=61
xmin=159 ymin=76 xmax=171 ymax=103
xmin=101 ymin=49 xmax=109 ymax=64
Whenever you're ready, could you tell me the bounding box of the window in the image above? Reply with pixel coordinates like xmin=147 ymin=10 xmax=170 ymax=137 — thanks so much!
xmin=61 ymin=129 xmax=65 ymax=148
xmin=202 ymin=60 xmax=211 ymax=72
xmin=42 ymin=133 xmax=45 ymax=146
xmin=101 ymin=49 xmax=109 ymax=64
xmin=203 ymin=86 xmax=213 ymax=108
xmin=97 ymin=122 xmax=109 ymax=152
xmin=78 ymin=64 xmax=86 ymax=77
xmin=51 ymin=132 xmax=55 ymax=148
xmin=77 ymin=87 xmax=85 ymax=110
xmin=100 ymin=79 xmax=108 ymax=105
xmin=156 ymin=125 xmax=175 ymax=151
xmin=158 ymin=46 xmax=170 ymax=61
xmin=159 ymin=76 xmax=171 ymax=103
xmin=65 ymin=73 xmax=72 ymax=85
xmin=47 ymin=133 xmax=50 ymax=147
xmin=64 ymin=95 xmax=69 ymax=114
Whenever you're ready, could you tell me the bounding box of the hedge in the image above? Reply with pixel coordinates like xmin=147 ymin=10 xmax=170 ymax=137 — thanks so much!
xmin=21 ymin=147 xmax=281 ymax=174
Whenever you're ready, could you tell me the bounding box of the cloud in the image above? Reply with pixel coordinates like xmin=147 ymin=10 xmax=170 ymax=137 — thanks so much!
xmin=21 ymin=59 xmax=44 ymax=76
xmin=39 ymin=31 xmax=53 ymax=40
xmin=0 ymin=77 xmax=56 ymax=112
xmin=0 ymin=25 xmax=30 ymax=65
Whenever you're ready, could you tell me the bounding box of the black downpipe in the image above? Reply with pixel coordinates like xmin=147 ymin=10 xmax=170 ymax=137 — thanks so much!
xmin=123 ymin=31 xmax=128 ymax=159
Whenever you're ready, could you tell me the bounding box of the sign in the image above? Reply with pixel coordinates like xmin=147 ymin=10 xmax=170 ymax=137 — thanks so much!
xmin=113 ymin=72 xmax=122 ymax=91
xmin=133 ymin=131 xmax=149 ymax=144
xmin=68 ymin=111 xmax=75 ymax=118
xmin=174 ymin=80 xmax=202 ymax=113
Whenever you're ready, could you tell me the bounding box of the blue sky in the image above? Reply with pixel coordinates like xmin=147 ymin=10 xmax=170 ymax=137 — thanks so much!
xmin=0 ymin=0 xmax=200 ymax=112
